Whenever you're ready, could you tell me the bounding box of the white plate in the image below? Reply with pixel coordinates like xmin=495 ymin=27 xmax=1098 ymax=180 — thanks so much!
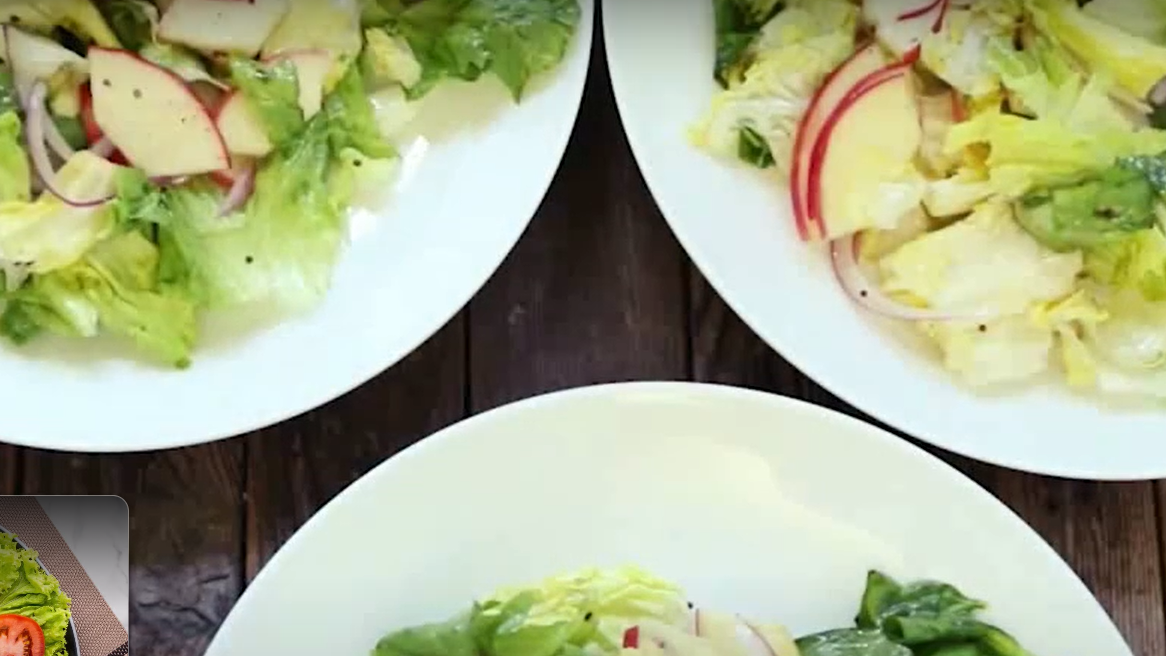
xmin=603 ymin=1 xmax=1166 ymax=480
xmin=0 ymin=7 xmax=592 ymax=453
xmin=203 ymin=382 xmax=1131 ymax=656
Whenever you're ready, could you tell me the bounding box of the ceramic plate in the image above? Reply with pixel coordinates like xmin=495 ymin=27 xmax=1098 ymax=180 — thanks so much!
xmin=203 ymin=382 xmax=1131 ymax=656
xmin=0 ymin=4 xmax=593 ymax=453
xmin=602 ymin=0 xmax=1166 ymax=480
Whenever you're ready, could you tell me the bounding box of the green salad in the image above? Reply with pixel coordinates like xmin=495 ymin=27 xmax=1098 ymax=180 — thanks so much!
xmin=694 ymin=0 xmax=1166 ymax=398
xmin=372 ymin=567 xmax=1035 ymax=656
xmin=0 ymin=0 xmax=579 ymax=367
xmin=0 ymin=532 xmax=71 ymax=656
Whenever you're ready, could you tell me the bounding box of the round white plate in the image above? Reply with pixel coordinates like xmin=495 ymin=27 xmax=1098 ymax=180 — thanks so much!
xmin=204 ymin=382 xmax=1130 ymax=656
xmin=603 ymin=0 xmax=1166 ymax=480
xmin=0 ymin=6 xmax=592 ymax=453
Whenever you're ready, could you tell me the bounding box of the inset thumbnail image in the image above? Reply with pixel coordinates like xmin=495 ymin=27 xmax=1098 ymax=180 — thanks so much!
xmin=0 ymin=496 xmax=128 ymax=656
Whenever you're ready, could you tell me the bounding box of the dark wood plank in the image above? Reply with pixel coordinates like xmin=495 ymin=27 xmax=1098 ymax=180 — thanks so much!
xmin=689 ymin=270 xmax=1166 ymax=655
xmin=0 ymin=446 xmax=15 ymax=495
xmin=468 ymin=28 xmax=689 ymax=409
xmin=245 ymin=317 xmax=466 ymax=581
xmin=22 ymin=442 xmax=244 ymax=656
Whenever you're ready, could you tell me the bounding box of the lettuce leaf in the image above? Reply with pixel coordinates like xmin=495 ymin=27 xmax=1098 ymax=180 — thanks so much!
xmin=2 ymin=231 xmax=198 ymax=367
xmin=365 ymin=0 xmax=581 ymax=100
xmin=0 ymin=0 xmax=121 ymax=47
xmin=711 ymin=0 xmax=784 ymax=87
xmin=1084 ymin=228 xmax=1166 ymax=301
xmin=229 ymin=58 xmax=306 ymax=148
xmin=324 ymin=64 xmax=396 ymax=158
xmin=1014 ymin=162 xmax=1157 ymax=252
xmin=0 ymin=112 xmax=31 ymax=203
xmin=0 ymin=71 xmax=17 ymax=116
xmin=1031 ymin=0 xmax=1166 ymax=97
xmin=374 ymin=567 xmax=688 ymax=656
xmin=944 ymin=111 xmax=1166 ymax=197
xmin=95 ymin=0 xmax=157 ymax=52
xmin=0 ymin=532 xmax=72 ymax=656
xmin=0 ymin=152 xmax=118 ymax=274
xmin=1083 ymin=0 xmax=1166 ymax=45
xmin=691 ymin=0 xmax=859 ymax=172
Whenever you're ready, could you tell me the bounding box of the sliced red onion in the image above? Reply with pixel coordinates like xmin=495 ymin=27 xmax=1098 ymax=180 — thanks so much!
xmin=830 ymin=234 xmax=1006 ymax=322
xmin=24 ymin=82 xmax=113 ymax=208
xmin=217 ymin=161 xmax=256 ymax=216
xmin=896 ymin=0 xmax=943 ymax=21
xmin=88 ymin=136 xmax=115 ymax=158
xmin=2 ymin=25 xmax=28 ymax=109
xmin=42 ymin=110 xmax=77 ymax=160
xmin=736 ymin=619 xmax=776 ymax=656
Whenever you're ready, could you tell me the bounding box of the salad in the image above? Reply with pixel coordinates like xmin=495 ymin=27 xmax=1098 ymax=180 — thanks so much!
xmin=694 ymin=0 xmax=1166 ymax=398
xmin=0 ymin=532 xmax=71 ymax=656
xmin=371 ymin=566 xmax=1035 ymax=656
xmin=0 ymin=0 xmax=580 ymax=367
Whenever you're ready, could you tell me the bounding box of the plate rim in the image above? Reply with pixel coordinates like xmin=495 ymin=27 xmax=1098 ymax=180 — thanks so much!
xmin=0 ymin=6 xmax=596 ymax=455
xmin=599 ymin=2 xmax=1166 ymax=481
xmin=205 ymin=381 xmax=1131 ymax=655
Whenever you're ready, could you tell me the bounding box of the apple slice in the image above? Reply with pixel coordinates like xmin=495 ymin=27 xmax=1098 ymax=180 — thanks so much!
xmin=89 ymin=47 xmax=229 ymax=177
xmin=790 ymin=43 xmax=887 ymax=240
xmin=264 ymin=49 xmax=331 ymax=118
xmin=807 ymin=63 xmax=922 ymax=240
xmin=214 ymin=91 xmax=274 ymax=158
xmin=158 ymin=0 xmax=290 ymax=57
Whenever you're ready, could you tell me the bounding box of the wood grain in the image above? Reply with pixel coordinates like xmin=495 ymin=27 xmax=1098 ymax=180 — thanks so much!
xmin=469 ymin=30 xmax=689 ymax=410
xmin=688 ymin=270 xmax=1165 ymax=654
xmin=244 ymin=318 xmax=466 ymax=581
xmin=0 ymin=446 xmax=15 ymax=495
xmin=22 ymin=443 xmax=244 ymax=656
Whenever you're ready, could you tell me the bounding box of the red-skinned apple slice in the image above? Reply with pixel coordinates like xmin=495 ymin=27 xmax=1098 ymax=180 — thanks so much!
xmin=89 ymin=47 xmax=230 ymax=177
xmin=807 ymin=61 xmax=922 ymax=240
xmin=214 ymin=91 xmax=274 ymax=158
xmin=790 ymin=43 xmax=887 ymax=241
xmin=158 ymin=0 xmax=289 ymax=57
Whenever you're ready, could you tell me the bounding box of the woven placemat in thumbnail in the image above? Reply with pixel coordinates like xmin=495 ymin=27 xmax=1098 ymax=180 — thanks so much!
xmin=0 ymin=497 xmax=128 ymax=656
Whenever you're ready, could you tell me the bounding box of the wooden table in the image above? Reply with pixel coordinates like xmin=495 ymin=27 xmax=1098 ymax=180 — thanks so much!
xmin=2 ymin=36 xmax=1164 ymax=656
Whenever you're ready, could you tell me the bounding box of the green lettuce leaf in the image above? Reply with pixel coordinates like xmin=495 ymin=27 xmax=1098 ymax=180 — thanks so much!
xmin=1082 ymin=0 xmax=1166 ymax=45
xmin=0 ymin=112 xmax=31 ymax=203
xmin=1030 ymin=0 xmax=1166 ymax=97
xmin=1014 ymin=161 xmax=1157 ymax=252
xmin=712 ymin=0 xmax=784 ymax=87
xmin=325 ymin=64 xmax=395 ymax=158
xmin=0 ymin=70 xmax=18 ymax=115
xmin=1084 ymin=228 xmax=1166 ymax=301
xmin=0 ymin=533 xmax=72 ymax=656
xmin=367 ymin=0 xmax=581 ymax=100
xmin=945 ymin=111 xmax=1166 ymax=197
xmin=2 ymin=231 xmax=198 ymax=367
xmin=0 ymin=0 xmax=121 ymax=47
xmin=691 ymin=0 xmax=859 ymax=171
xmin=229 ymin=57 xmax=306 ymax=147
xmin=796 ymin=629 xmax=912 ymax=656
xmin=95 ymin=0 xmax=157 ymax=51
xmin=375 ymin=567 xmax=688 ymax=656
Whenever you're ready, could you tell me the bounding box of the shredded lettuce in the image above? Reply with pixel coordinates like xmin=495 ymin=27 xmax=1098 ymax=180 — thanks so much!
xmin=95 ymin=0 xmax=157 ymax=51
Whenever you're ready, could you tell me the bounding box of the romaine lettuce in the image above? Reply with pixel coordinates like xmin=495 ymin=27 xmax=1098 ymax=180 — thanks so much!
xmin=0 ymin=112 xmax=30 ymax=203
xmin=364 ymin=0 xmax=581 ymax=100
